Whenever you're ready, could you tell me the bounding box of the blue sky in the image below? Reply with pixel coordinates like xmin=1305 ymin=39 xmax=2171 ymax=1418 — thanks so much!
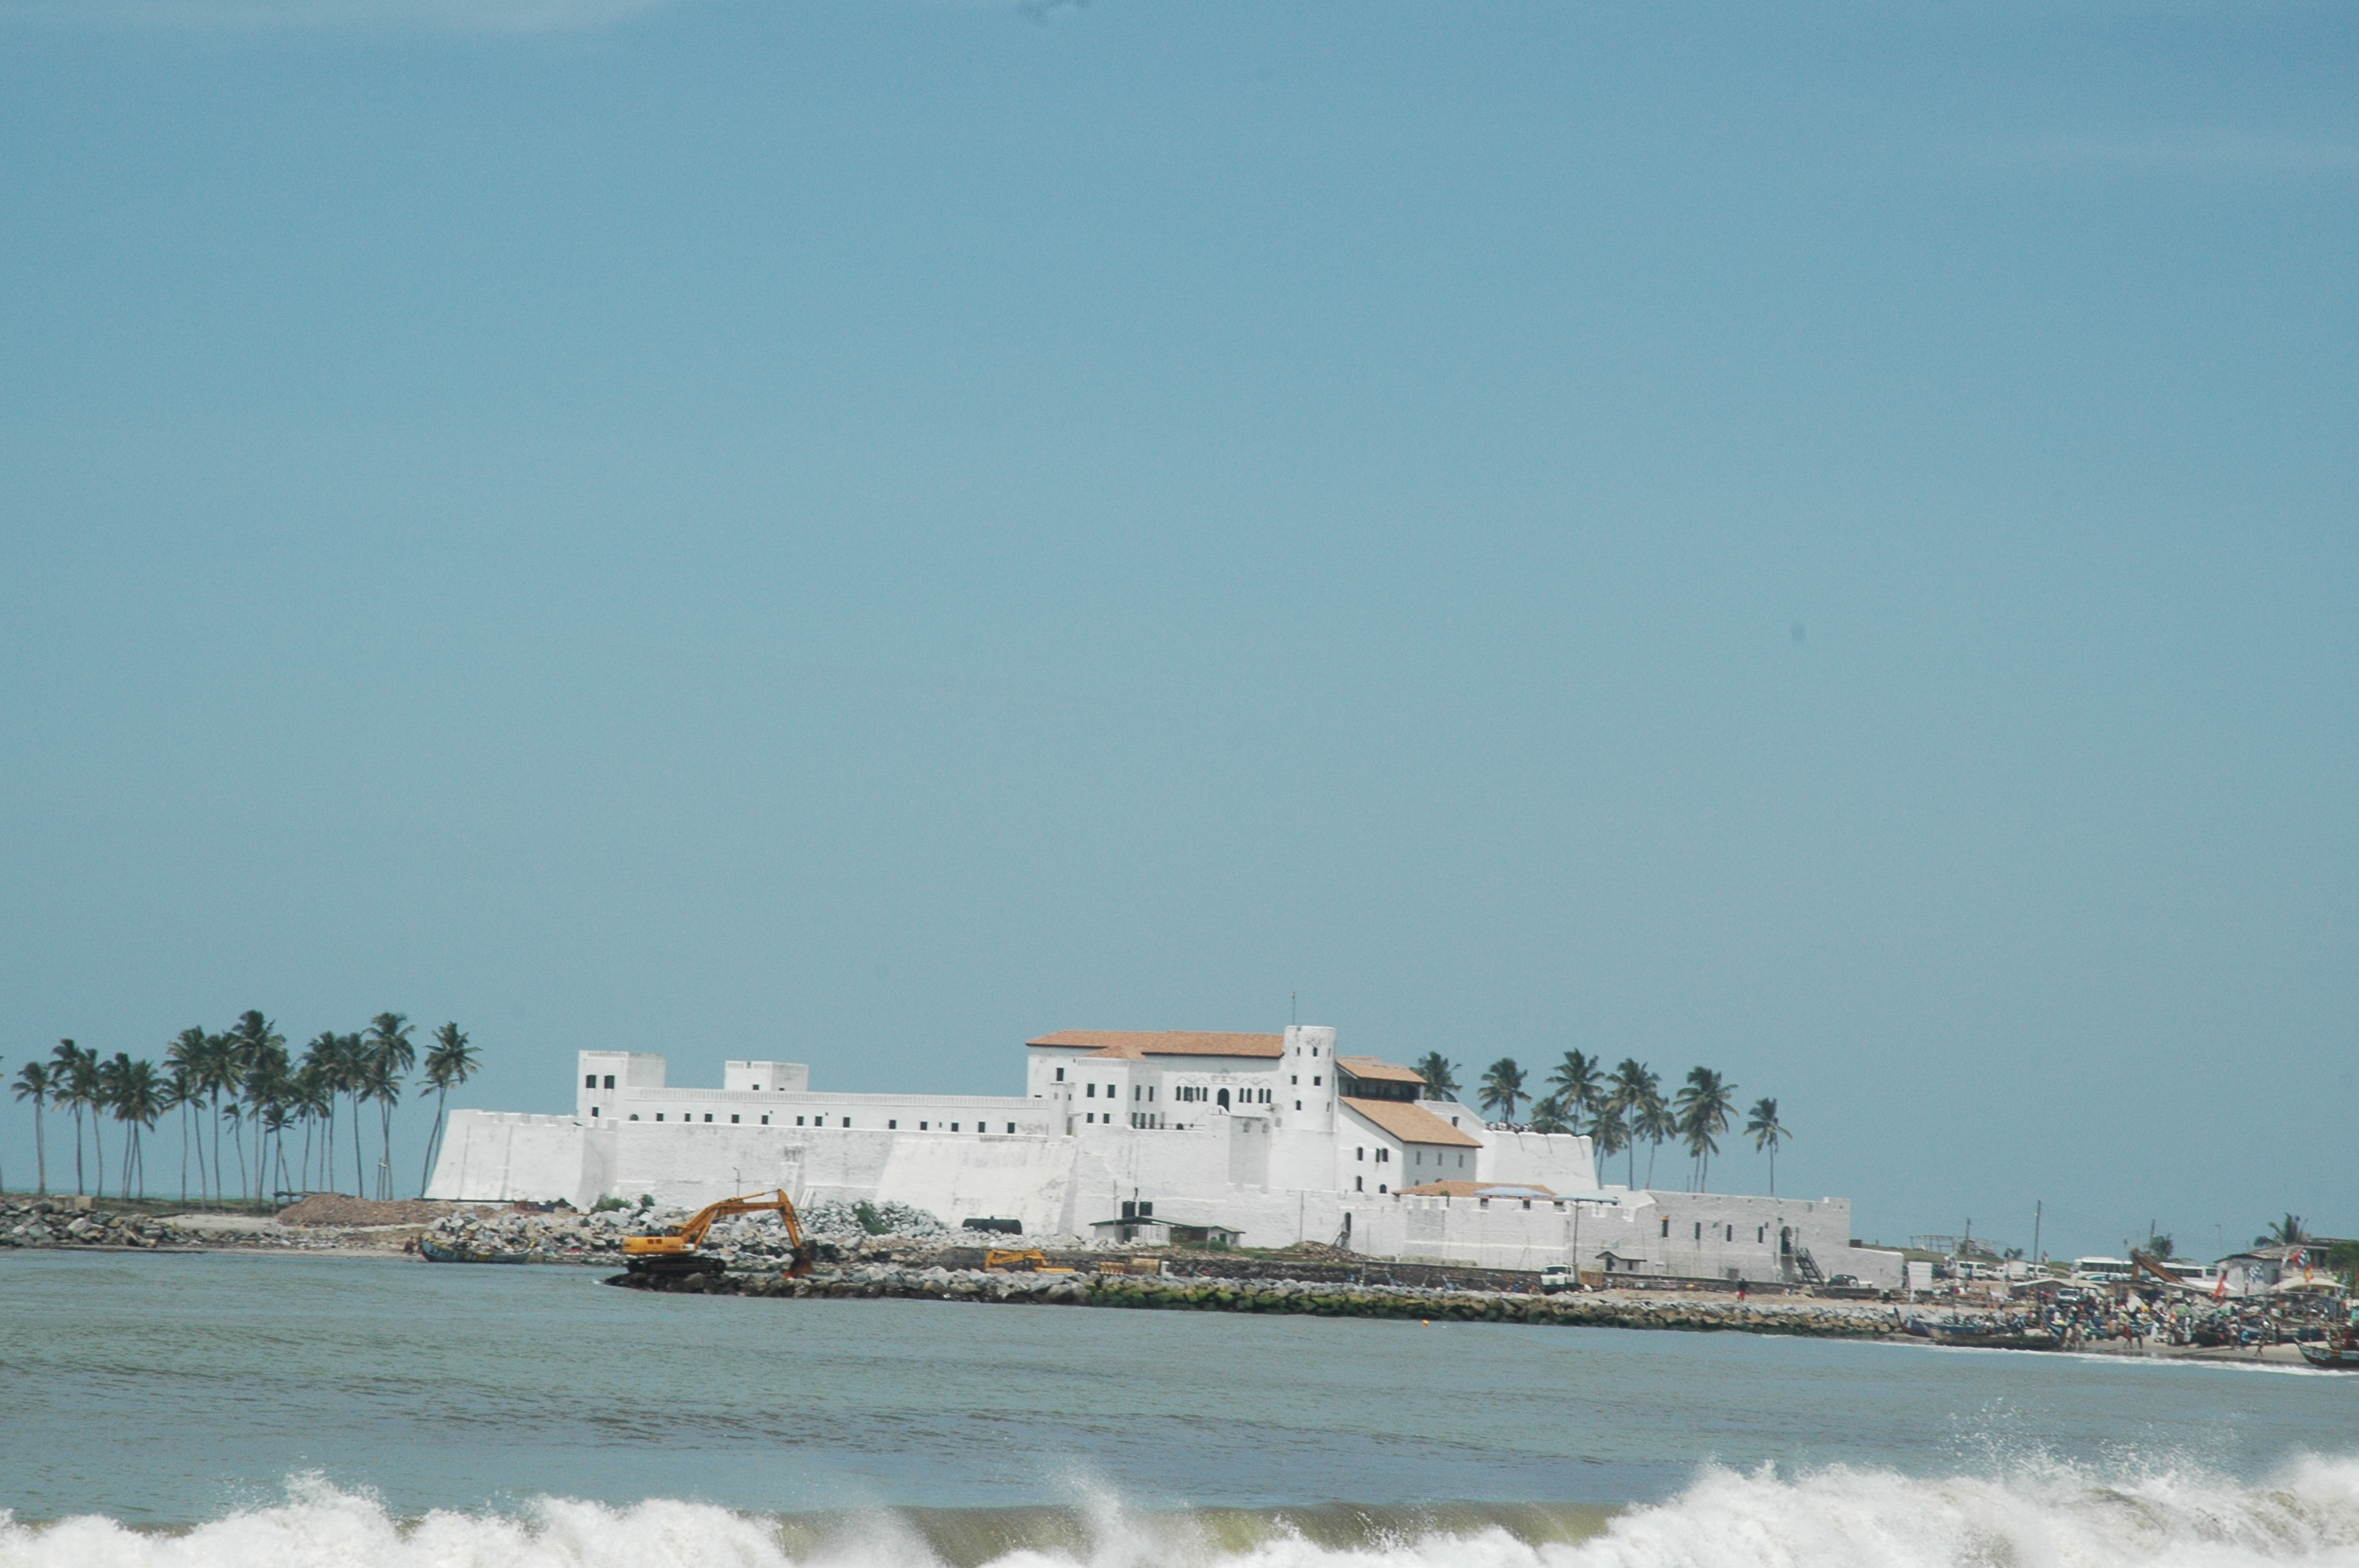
xmin=1 ymin=0 xmax=2351 ymax=1258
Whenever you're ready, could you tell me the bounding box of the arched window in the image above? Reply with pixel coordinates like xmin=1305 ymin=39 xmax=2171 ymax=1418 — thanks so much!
xmin=1217 ymin=1087 xmax=1230 ymax=1109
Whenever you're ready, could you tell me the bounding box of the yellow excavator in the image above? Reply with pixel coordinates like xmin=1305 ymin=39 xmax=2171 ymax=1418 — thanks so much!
xmin=621 ymin=1189 xmax=817 ymax=1277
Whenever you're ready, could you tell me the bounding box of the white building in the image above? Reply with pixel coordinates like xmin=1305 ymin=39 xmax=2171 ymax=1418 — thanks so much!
xmin=427 ymin=1024 xmax=1903 ymax=1288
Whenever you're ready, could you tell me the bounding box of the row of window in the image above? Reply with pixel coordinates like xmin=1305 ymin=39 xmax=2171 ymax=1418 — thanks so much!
xmin=1658 ymin=1218 xmax=1775 ymax=1243
xmin=604 ymin=1112 xmax=1026 ymax=1134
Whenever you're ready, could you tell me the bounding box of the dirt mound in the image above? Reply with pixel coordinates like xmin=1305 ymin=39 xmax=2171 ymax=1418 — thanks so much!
xmin=274 ymin=1195 xmax=458 ymax=1228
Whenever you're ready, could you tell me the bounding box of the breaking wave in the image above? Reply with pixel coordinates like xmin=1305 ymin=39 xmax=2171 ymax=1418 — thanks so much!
xmin=6 ymin=1455 xmax=2359 ymax=1568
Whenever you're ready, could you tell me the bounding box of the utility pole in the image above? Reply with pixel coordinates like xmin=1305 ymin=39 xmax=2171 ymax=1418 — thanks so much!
xmin=2032 ymin=1200 xmax=2042 ymax=1265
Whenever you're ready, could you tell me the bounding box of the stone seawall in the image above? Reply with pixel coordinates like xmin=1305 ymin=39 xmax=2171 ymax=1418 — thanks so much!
xmin=608 ymin=1263 xmax=1904 ymax=1338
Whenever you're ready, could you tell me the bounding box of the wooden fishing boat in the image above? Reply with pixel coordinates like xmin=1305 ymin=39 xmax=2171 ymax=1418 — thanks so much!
xmin=2298 ymin=1335 xmax=2359 ymax=1370
xmin=1929 ymin=1326 xmax=2061 ymax=1351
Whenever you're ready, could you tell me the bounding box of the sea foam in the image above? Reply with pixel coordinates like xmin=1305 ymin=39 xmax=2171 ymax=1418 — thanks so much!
xmin=5 ymin=1455 xmax=2359 ymax=1568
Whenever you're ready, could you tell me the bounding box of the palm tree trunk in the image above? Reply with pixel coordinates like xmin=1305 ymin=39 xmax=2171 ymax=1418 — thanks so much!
xmin=32 ymin=1102 xmax=45 ymax=1195
xmin=351 ymin=1093 xmax=366 ymax=1196
xmin=93 ymin=1115 xmax=107 ymax=1200
xmin=420 ymin=1087 xmax=448 ymax=1198
xmin=71 ymin=1103 xmax=85 ymax=1196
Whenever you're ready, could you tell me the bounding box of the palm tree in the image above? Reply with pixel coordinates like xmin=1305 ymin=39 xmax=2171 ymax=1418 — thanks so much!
xmin=363 ymin=1014 xmax=416 ymax=1199
xmin=1673 ymin=1065 xmax=1736 ymax=1192
xmin=1744 ymin=1097 xmax=1791 ymax=1196
xmin=110 ymin=1056 xmax=162 ymax=1198
xmin=2257 ymin=1214 xmax=2310 ymax=1248
xmin=51 ymin=1040 xmax=92 ymax=1196
xmin=164 ymin=1028 xmax=211 ymax=1200
xmin=93 ymin=1051 xmax=129 ymax=1198
xmin=1412 ymin=1052 xmax=1460 ymax=1102
xmin=420 ymin=1022 xmax=479 ymax=1196
xmin=290 ymin=1056 xmax=335 ymax=1193
xmin=12 ymin=1060 xmax=53 ymax=1194
xmin=222 ymin=1012 xmax=285 ymax=1202
xmin=193 ymin=1031 xmax=238 ymax=1206
xmin=1478 ymin=1058 xmax=1528 ymax=1124
xmin=244 ymin=1038 xmax=294 ymax=1203
xmin=160 ymin=1065 xmax=197 ymax=1202
xmin=1589 ymin=1098 xmax=1630 ymax=1185
xmin=1527 ymin=1094 xmax=1572 ymax=1134
xmin=1606 ymin=1059 xmax=1659 ymax=1187
xmin=298 ymin=1034 xmax=343 ymax=1192
xmin=331 ymin=1032 xmax=368 ymax=1195
xmin=1631 ymin=1084 xmax=1674 ymax=1189
xmin=1547 ymin=1051 xmax=1602 ymax=1123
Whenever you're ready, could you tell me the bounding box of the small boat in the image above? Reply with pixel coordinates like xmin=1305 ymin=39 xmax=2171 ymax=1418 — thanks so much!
xmin=1931 ymin=1327 xmax=2061 ymax=1352
xmin=2299 ymin=1334 xmax=2359 ymax=1370
xmin=419 ymin=1233 xmax=531 ymax=1265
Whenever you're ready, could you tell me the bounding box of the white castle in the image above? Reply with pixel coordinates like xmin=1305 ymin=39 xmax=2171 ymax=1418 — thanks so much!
xmin=425 ymin=1024 xmax=1903 ymax=1287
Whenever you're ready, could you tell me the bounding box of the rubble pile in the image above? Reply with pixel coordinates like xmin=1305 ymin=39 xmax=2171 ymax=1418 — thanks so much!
xmin=0 ymin=1196 xmax=369 ymax=1251
xmin=798 ymin=1200 xmax=954 ymax=1243
xmin=1 ymin=1199 xmax=196 ymax=1249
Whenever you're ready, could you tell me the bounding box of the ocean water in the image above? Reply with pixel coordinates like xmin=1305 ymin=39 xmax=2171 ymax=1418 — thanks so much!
xmin=1 ymin=1251 xmax=2353 ymax=1568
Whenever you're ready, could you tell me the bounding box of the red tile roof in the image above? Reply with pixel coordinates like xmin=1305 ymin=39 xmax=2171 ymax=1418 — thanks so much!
xmin=1336 ymin=1055 xmax=1425 ymax=1086
xmin=1339 ymin=1097 xmax=1484 ymax=1148
xmin=1027 ymin=1030 xmax=1285 ymax=1061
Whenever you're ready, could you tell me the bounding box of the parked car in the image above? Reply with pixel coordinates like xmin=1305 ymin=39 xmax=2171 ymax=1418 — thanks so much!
xmin=1539 ymin=1265 xmax=1580 ymax=1294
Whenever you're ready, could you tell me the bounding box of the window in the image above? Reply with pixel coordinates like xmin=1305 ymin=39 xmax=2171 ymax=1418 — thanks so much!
xmin=1295 ymin=1100 xmax=1302 ymax=1110
xmin=761 ymin=1116 xmax=769 ymax=1126
xmin=1356 ymin=1147 xmax=1365 ymax=1161
xmin=1727 ymin=1225 xmax=1736 ymax=1242
xmin=704 ymin=1113 xmax=714 ymax=1123
xmin=888 ymin=1120 xmax=897 ymax=1129
xmin=656 ymin=1113 xmax=664 ymax=1122
xmin=1355 ymin=1175 xmax=1364 ymax=1191
xmin=920 ymin=1121 xmax=929 ymax=1131
xmin=1757 ymin=1226 xmax=1765 ymax=1243
xmin=1312 ymin=1076 xmax=1321 ymax=1087
xmin=841 ymin=1117 xmax=850 ymax=1127
xmin=1291 ymin=1075 xmax=1299 ymax=1086
xmin=1376 ymin=1148 xmax=1389 ymax=1163
xmin=591 ymin=1107 xmax=599 ymax=1118
xmin=952 ymin=1123 xmax=961 ymax=1132
xmin=584 ymin=1074 xmax=598 ymax=1089
xmin=629 ymin=1113 xmax=639 ymax=1121
xmin=1377 ymin=1183 xmax=1385 ymax=1193
xmin=1085 ymin=1112 xmax=1094 ymax=1123
xmin=796 ymin=1116 xmax=806 ymax=1126
xmin=1661 ymin=1217 xmax=1670 ymax=1237
xmin=1006 ymin=1123 xmax=1016 ymax=1134
xmin=1694 ymin=1222 xmax=1703 ymax=1241
xmin=730 ymin=1114 xmax=740 ymax=1124
xmin=1149 ymin=1087 xmax=1156 ymax=1101
xmin=1056 ymin=1067 xmax=1065 ymax=1082
xmin=603 ymin=1075 xmax=616 ymax=1090
xmin=1087 ymin=1083 xmax=1096 ymax=1098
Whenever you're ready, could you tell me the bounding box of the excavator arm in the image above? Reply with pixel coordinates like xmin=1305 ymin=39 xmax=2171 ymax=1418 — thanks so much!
xmin=622 ymin=1189 xmax=816 ymax=1276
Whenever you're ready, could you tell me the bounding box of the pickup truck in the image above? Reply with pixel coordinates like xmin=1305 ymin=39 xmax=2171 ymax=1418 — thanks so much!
xmin=1539 ymin=1265 xmax=1580 ymax=1294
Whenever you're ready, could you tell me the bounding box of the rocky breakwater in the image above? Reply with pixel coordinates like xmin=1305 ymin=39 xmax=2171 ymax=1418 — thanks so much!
xmin=1 ymin=1197 xmax=202 ymax=1250
xmin=609 ymin=1263 xmax=1906 ymax=1340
